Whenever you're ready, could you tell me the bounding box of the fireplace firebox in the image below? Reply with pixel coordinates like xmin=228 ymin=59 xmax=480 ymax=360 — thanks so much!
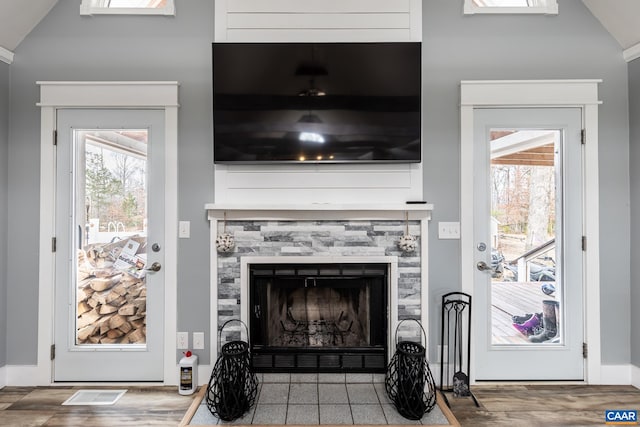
xmin=249 ymin=263 xmax=388 ymax=373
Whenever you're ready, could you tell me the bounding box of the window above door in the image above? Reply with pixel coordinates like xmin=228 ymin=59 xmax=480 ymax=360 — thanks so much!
xmin=80 ymin=0 xmax=175 ymax=16
xmin=464 ymin=0 xmax=558 ymax=15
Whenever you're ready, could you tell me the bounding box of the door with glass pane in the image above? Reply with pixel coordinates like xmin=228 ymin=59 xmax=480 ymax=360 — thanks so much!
xmin=54 ymin=109 xmax=165 ymax=381
xmin=473 ymin=108 xmax=584 ymax=380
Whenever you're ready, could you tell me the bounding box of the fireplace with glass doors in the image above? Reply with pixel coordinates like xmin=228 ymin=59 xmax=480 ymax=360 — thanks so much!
xmin=249 ymin=263 xmax=388 ymax=373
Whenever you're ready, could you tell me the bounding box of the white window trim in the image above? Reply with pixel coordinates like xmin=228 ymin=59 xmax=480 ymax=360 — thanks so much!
xmin=464 ymin=0 xmax=558 ymax=15
xmin=8 ymin=81 xmax=179 ymax=387
xmin=460 ymin=79 xmax=602 ymax=384
xmin=80 ymin=0 xmax=175 ymax=16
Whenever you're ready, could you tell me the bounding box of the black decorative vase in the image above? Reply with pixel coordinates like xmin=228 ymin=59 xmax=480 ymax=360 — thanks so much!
xmin=385 ymin=319 xmax=437 ymax=420
xmin=206 ymin=320 xmax=258 ymax=421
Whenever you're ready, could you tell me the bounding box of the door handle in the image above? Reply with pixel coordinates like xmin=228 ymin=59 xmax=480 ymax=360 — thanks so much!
xmin=476 ymin=261 xmax=492 ymax=272
xmin=145 ymin=262 xmax=162 ymax=272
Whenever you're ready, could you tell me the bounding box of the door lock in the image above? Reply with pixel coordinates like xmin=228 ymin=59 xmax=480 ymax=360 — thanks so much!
xmin=476 ymin=261 xmax=492 ymax=272
xmin=145 ymin=262 xmax=162 ymax=272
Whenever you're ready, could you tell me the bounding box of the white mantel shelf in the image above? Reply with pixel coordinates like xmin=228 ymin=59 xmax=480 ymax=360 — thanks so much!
xmin=205 ymin=203 xmax=433 ymax=221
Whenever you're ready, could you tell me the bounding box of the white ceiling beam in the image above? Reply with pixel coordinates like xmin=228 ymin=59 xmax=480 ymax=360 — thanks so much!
xmin=0 ymin=46 xmax=14 ymax=65
xmin=490 ymin=130 xmax=556 ymax=159
xmin=623 ymin=42 xmax=640 ymax=63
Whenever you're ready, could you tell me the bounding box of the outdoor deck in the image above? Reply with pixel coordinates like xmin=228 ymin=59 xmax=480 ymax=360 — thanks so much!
xmin=491 ymin=281 xmax=555 ymax=344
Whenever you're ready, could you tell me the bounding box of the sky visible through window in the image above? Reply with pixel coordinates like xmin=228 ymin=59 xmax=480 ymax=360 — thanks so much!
xmin=473 ymin=0 xmax=546 ymax=6
xmin=105 ymin=0 xmax=166 ymax=8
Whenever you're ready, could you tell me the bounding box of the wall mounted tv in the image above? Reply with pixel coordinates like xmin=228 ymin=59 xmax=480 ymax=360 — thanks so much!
xmin=213 ymin=42 xmax=421 ymax=164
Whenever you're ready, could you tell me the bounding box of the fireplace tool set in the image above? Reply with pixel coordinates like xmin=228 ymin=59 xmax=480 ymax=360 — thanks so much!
xmin=439 ymin=292 xmax=479 ymax=407
xmin=385 ymin=318 xmax=438 ymax=420
xmin=206 ymin=319 xmax=259 ymax=421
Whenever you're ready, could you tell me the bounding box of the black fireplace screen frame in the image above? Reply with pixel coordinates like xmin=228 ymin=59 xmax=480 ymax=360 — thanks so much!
xmin=249 ymin=263 xmax=389 ymax=373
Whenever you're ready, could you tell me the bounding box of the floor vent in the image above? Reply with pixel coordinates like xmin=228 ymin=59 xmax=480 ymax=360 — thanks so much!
xmin=62 ymin=389 xmax=127 ymax=406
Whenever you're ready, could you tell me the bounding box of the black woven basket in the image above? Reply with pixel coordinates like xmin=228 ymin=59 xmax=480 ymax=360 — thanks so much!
xmin=206 ymin=320 xmax=258 ymax=421
xmin=385 ymin=319 xmax=437 ymax=420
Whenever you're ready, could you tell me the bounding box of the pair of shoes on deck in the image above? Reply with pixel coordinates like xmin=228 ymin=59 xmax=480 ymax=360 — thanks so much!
xmin=511 ymin=312 xmax=543 ymax=336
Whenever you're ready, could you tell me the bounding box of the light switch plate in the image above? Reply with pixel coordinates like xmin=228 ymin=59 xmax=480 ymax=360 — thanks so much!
xmin=178 ymin=221 xmax=190 ymax=238
xmin=438 ymin=222 xmax=460 ymax=239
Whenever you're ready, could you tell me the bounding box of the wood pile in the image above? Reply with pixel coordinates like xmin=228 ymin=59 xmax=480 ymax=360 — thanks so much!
xmin=76 ymin=236 xmax=147 ymax=345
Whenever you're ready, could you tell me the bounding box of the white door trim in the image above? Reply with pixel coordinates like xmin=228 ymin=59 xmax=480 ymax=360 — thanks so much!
xmin=460 ymin=79 xmax=602 ymax=384
xmin=34 ymin=81 xmax=179 ymax=385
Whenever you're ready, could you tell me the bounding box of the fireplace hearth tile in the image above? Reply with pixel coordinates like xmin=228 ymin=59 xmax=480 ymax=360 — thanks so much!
xmin=291 ymin=373 xmax=318 ymax=383
xmin=351 ymin=404 xmax=387 ymax=425
xmin=288 ymin=383 xmax=318 ymax=405
xmin=374 ymin=382 xmax=392 ymax=405
xmin=319 ymin=404 xmax=353 ymax=425
xmin=318 ymin=384 xmax=348 ymax=404
xmin=263 ymin=373 xmax=291 ymax=384
xmin=286 ymin=404 xmax=319 ymax=425
xmin=373 ymin=373 xmax=385 ymax=383
xmin=318 ymin=373 xmax=345 ymax=383
xmin=345 ymin=373 xmax=373 ymax=383
xmin=346 ymin=383 xmax=379 ymax=404
xmin=252 ymin=404 xmax=287 ymax=425
xmin=258 ymin=383 xmax=290 ymax=405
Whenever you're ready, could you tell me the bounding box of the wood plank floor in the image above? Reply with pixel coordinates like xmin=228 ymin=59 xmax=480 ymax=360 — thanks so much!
xmin=0 ymin=384 xmax=638 ymax=426
xmin=491 ymin=282 xmax=551 ymax=345
xmin=0 ymin=386 xmax=196 ymax=426
xmin=445 ymin=384 xmax=640 ymax=427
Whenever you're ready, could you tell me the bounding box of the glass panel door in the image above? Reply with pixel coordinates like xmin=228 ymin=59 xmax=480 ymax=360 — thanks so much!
xmin=54 ymin=109 xmax=164 ymax=381
xmin=473 ymin=108 xmax=583 ymax=380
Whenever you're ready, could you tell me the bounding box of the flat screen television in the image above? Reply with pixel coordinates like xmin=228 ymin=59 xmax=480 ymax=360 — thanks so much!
xmin=213 ymin=42 xmax=422 ymax=164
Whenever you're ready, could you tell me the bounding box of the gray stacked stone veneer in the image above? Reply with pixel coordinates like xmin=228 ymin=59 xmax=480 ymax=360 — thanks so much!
xmin=216 ymin=220 xmax=422 ymax=344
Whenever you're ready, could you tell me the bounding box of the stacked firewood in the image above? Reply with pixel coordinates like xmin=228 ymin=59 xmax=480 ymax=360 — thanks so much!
xmin=76 ymin=237 xmax=147 ymax=345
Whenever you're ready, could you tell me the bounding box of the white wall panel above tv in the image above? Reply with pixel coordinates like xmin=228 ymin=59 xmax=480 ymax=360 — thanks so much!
xmin=215 ymin=0 xmax=422 ymax=42
xmin=214 ymin=163 xmax=423 ymax=204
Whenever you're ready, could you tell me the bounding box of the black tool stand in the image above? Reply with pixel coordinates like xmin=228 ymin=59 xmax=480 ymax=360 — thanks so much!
xmin=439 ymin=292 xmax=479 ymax=407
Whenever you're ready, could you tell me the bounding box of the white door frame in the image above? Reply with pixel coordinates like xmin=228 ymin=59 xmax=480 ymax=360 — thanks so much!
xmin=460 ymin=80 xmax=602 ymax=384
xmin=27 ymin=81 xmax=178 ymax=385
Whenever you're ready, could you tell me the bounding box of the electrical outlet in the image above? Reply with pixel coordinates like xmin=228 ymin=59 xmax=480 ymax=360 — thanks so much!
xmin=193 ymin=332 xmax=205 ymax=350
xmin=177 ymin=332 xmax=188 ymax=349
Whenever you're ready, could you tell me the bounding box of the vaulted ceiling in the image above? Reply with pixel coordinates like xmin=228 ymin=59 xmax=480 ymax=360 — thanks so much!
xmin=0 ymin=0 xmax=639 ymax=59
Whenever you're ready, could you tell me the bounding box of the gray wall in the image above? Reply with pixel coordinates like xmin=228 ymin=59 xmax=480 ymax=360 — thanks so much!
xmin=0 ymin=61 xmax=8 ymax=368
xmin=422 ymin=0 xmax=630 ymax=365
xmin=630 ymin=58 xmax=640 ymax=368
xmin=8 ymin=0 xmax=214 ymax=364
xmin=4 ymin=0 xmax=631 ymax=368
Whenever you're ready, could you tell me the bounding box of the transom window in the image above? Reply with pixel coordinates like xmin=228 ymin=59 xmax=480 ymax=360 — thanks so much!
xmin=80 ymin=0 xmax=175 ymax=15
xmin=464 ymin=0 xmax=558 ymax=14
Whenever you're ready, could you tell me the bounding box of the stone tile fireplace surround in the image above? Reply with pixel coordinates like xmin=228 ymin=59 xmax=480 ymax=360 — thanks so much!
xmin=207 ymin=204 xmax=432 ymax=371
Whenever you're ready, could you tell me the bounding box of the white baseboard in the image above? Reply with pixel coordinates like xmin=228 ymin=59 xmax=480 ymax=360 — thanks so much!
xmin=6 ymin=365 xmax=49 ymax=386
xmin=600 ymin=364 xmax=632 ymax=385
xmin=632 ymin=364 xmax=640 ymax=389
xmin=0 ymin=365 xmax=6 ymax=388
